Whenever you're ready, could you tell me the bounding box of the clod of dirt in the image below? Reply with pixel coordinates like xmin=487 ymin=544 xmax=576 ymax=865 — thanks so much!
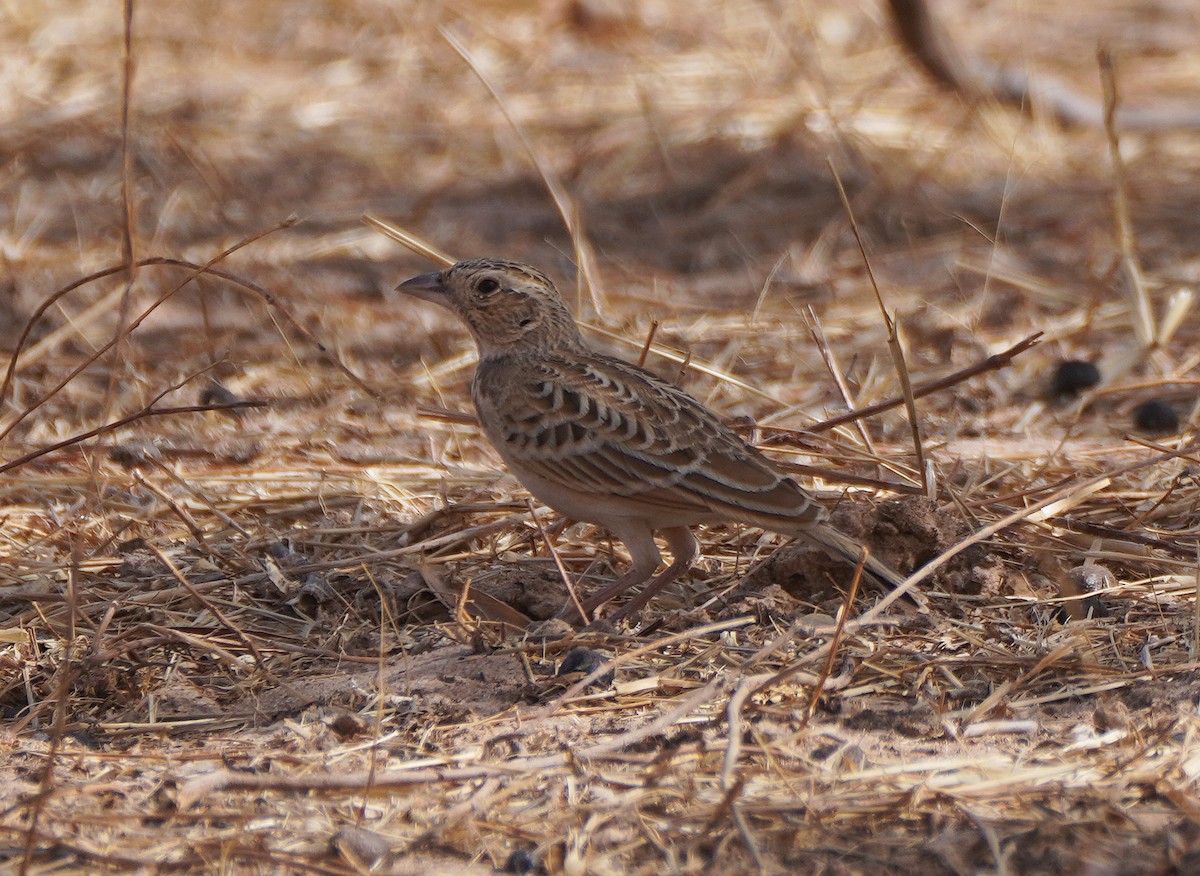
xmin=114 ymin=544 xmax=171 ymax=581
xmin=325 ymin=710 xmax=368 ymax=740
xmin=525 ymin=618 xmax=575 ymax=641
xmin=741 ymin=496 xmax=1004 ymax=600
xmin=844 ymin=704 xmax=936 ymax=738
xmin=471 ymin=562 xmax=570 ymax=620
xmin=108 ymin=441 xmax=162 ymax=468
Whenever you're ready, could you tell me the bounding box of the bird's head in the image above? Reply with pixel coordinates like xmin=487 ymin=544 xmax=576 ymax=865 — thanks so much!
xmin=398 ymin=259 xmax=584 ymax=356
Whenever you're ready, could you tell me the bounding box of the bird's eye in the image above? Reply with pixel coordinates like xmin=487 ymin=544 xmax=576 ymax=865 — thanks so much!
xmin=476 ymin=277 xmax=500 ymax=295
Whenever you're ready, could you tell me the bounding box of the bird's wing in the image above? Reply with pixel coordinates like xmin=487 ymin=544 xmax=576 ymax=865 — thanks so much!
xmin=473 ymin=352 xmax=826 ymax=526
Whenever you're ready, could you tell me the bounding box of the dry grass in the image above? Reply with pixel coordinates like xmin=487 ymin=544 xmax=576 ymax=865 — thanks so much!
xmin=3 ymin=0 xmax=1200 ymax=873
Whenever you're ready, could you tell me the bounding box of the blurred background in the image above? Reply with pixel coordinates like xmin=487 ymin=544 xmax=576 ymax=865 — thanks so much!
xmin=4 ymin=0 xmax=1199 ymax=403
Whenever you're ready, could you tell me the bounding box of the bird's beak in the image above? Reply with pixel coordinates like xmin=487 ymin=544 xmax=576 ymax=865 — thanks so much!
xmin=396 ymin=270 xmax=446 ymax=303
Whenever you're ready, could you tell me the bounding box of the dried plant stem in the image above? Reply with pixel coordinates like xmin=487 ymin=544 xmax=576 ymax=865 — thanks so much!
xmin=439 ymin=26 xmax=605 ymax=317
xmin=805 ymin=307 xmax=875 ymax=454
xmin=18 ymin=560 xmax=79 ymax=875
xmin=0 ymin=395 xmax=263 ymax=474
xmin=802 ymin=332 xmax=1041 ymax=433
xmin=362 ymin=214 xmax=456 ymax=267
xmin=799 ymin=553 xmax=865 ymax=729
xmin=103 ymin=0 xmax=139 ymax=431
xmin=526 ymin=498 xmax=589 ymax=625
xmin=827 ymin=158 xmax=928 ymax=493
xmin=636 ymin=319 xmax=660 ymax=369
xmin=0 ymin=221 xmax=300 ymax=435
xmin=1098 ymin=47 xmax=1155 ymax=353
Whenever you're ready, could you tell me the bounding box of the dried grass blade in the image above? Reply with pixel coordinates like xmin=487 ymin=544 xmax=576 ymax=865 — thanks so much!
xmin=362 ymin=214 xmax=456 ymax=267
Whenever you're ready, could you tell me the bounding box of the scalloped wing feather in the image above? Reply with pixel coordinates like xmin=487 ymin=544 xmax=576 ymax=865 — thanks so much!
xmin=473 ymin=352 xmax=826 ymax=529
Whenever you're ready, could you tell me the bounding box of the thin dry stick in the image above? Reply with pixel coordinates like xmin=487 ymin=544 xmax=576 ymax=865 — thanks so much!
xmin=0 ymin=401 xmax=263 ymax=474
xmin=750 ymin=250 xmax=789 ymax=325
xmin=636 ymin=320 xmax=660 ymax=369
xmin=146 ymin=544 xmax=277 ymax=681
xmin=118 ymin=0 xmax=136 ymax=283
xmin=1 ymin=345 xmax=255 ymax=458
xmin=453 ymin=577 xmax=480 ymax=640
xmin=1098 ymin=47 xmax=1154 ymax=352
xmin=18 ymin=552 xmax=80 ymax=875
xmin=805 ymin=306 xmax=875 ymax=454
xmin=583 ymin=322 xmax=780 ymax=403
xmin=525 ymin=498 xmax=590 ymax=625
xmin=103 ymin=0 xmax=139 ymax=430
xmin=0 ymin=222 xmax=304 ymax=440
xmin=828 ymin=157 xmax=928 ymax=494
xmin=703 ymin=773 xmax=747 ymax=831
xmin=144 ymin=458 xmax=252 ymax=538
xmin=438 ymin=25 xmax=605 ymax=317
xmin=360 ymin=567 xmax=393 ymax=824
xmin=720 ymin=680 xmax=755 ymax=791
xmin=134 ymin=474 xmax=213 ymax=552
xmin=1 ymin=254 xmax=254 ymax=408
xmin=771 ymin=458 xmax=921 ymax=494
xmin=362 ymin=214 xmax=456 ymax=267
xmin=1194 ymin=546 xmax=1200 ymax=659
xmin=799 ymin=552 xmax=865 ymax=730
xmin=962 ymin=639 xmax=1081 ymax=724
xmin=3 ymin=253 xmax=371 ymax=428
xmin=803 ymin=331 xmax=1042 ymax=433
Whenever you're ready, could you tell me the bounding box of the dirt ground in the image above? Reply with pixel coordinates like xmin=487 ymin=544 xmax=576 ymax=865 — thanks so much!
xmin=3 ymin=1 xmax=1200 ymax=873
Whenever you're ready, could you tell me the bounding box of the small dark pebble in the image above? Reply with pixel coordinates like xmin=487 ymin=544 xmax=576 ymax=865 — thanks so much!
xmin=1050 ymin=360 xmax=1101 ymax=397
xmin=1068 ymin=565 xmax=1115 ymax=595
xmin=1132 ymin=399 xmax=1179 ymax=434
xmin=66 ymin=730 xmax=103 ymax=749
xmin=108 ymin=441 xmax=160 ymax=468
xmin=1056 ymin=565 xmax=1114 ymax=622
xmin=265 ymin=539 xmax=296 ymax=561
xmin=503 ymin=848 xmax=541 ymax=874
xmin=199 ymin=379 xmax=246 ymax=419
xmin=811 ymin=743 xmax=840 ymax=761
xmin=326 ymin=710 xmax=367 ymax=740
xmin=557 ymin=647 xmax=614 ymax=686
xmin=330 ymin=826 xmax=391 ymax=869
xmin=116 ymin=537 xmax=151 ymax=555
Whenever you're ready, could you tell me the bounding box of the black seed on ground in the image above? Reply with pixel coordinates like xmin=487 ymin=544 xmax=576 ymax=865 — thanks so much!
xmin=1050 ymin=360 xmax=1101 ymax=397
xmin=1133 ymin=399 xmax=1179 ymax=433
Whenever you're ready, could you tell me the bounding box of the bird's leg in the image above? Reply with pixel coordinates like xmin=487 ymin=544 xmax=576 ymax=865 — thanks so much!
xmin=556 ymin=522 xmax=664 ymax=623
xmin=604 ymin=527 xmax=699 ymax=622
xmin=556 ymin=526 xmax=693 ymax=625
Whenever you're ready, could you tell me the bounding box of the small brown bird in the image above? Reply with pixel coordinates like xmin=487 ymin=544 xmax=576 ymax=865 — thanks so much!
xmin=399 ymin=259 xmax=906 ymax=622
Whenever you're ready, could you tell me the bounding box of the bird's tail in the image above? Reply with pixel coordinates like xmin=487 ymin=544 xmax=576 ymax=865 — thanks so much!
xmin=799 ymin=524 xmax=908 ymax=591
